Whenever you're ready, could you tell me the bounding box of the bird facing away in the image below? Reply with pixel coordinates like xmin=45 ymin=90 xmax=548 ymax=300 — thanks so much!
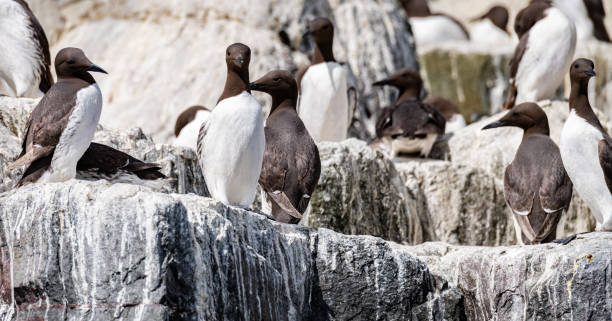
xmin=250 ymin=70 xmax=321 ymax=224
xmin=372 ymin=68 xmax=446 ymax=158
xmin=503 ymin=1 xmax=576 ymax=109
xmin=297 ymin=17 xmax=351 ymax=143
xmin=0 ymin=0 xmax=53 ymax=97
xmin=469 ymin=5 xmax=512 ymax=45
xmin=560 ymin=58 xmax=612 ymax=231
xmin=8 ymin=47 xmax=107 ymax=186
xmin=483 ymin=102 xmax=573 ymax=245
xmin=173 ymin=105 xmax=210 ymax=150
xmin=423 ymin=96 xmax=466 ymax=133
xmin=197 ymin=43 xmax=265 ymax=208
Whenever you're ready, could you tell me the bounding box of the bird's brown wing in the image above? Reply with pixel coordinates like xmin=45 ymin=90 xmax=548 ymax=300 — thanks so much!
xmin=504 ymin=163 xmax=536 ymax=216
xmin=503 ymin=34 xmax=529 ymax=109
xmin=296 ymin=66 xmax=310 ymax=93
xmin=539 ymin=153 xmax=573 ymax=213
xmin=259 ymin=129 xmax=303 ymax=220
xmin=598 ymin=137 xmax=612 ymax=193
xmin=77 ymin=143 xmax=166 ymax=180
xmin=584 ymin=0 xmax=610 ymax=42
xmin=295 ymin=139 xmax=321 ymax=213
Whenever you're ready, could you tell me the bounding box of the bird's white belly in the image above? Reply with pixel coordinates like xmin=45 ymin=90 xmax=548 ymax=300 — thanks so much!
xmin=469 ymin=20 xmax=511 ymax=46
xmin=298 ymin=62 xmax=349 ymax=143
xmin=445 ymin=113 xmax=467 ymax=133
xmin=173 ymin=110 xmax=210 ymax=150
xmin=200 ymin=91 xmax=265 ymax=207
xmin=410 ymin=16 xmax=468 ymax=49
xmin=515 ymin=8 xmax=576 ymax=105
xmin=386 ymin=134 xmax=438 ymax=158
xmin=0 ymin=0 xmax=43 ymax=98
xmin=40 ymin=84 xmax=103 ymax=183
xmin=560 ymin=111 xmax=612 ymax=230
xmin=552 ymin=0 xmax=594 ymax=42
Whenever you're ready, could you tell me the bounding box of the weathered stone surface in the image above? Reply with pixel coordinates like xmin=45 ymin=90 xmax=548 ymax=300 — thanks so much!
xmin=397 ymin=160 xmax=515 ymax=246
xmin=0 ymin=181 xmax=463 ymax=321
xmin=306 ymin=139 xmax=423 ymax=245
xmin=419 ymin=44 xmax=513 ymax=122
xmin=405 ymin=233 xmax=612 ymax=321
xmin=51 ymin=0 xmax=416 ymax=143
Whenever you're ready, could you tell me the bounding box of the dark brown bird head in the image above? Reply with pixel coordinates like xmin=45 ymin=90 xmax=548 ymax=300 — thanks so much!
xmin=373 ymin=68 xmax=423 ymax=103
xmin=514 ymin=1 xmax=551 ymax=38
xmin=250 ymin=70 xmax=298 ymax=113
xmin=55 ymin=47 xmax=107 ymax=81
xmin=174 ymin=105 xmax=209 ymax=137
xmin=305 ymin=18 xmax=335 ymax=46
xmin=482 ymin=102 xmax=549 ymax=135
xmin=399 ymin=0 xmax=431 ymax=17
xmin=570 ymin=58 xmax=596 ymax=83
xmin=225 ymin=43 xmax=251 ymax=73
xmin=474 ymin=5 xmax=509 ymax=32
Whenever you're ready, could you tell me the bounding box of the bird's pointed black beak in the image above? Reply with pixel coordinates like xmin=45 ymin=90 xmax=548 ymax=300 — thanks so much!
xmin=87 ymin=63 xmax=107 ymax=74
xmin=249 ymin=82 xmax=263 ymax=90
xmin=482 ymin=120 xmax=511 ymax=130
xmin=585 ymin=69 xmax=596 ymax=77
xmin=373 ymin=79 xmax=389 ymax=87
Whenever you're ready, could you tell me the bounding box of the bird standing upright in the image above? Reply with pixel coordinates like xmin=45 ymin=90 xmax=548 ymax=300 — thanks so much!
xmin=197 ymin=43 xmax=265 ymax=208
xmin=503 ymin=1 xmax=576 ymax=109
xmin=483 ymin=103 xmax=573 ymax=244
xmin=9 ymin=47 xmax=107 ymax=185
xmin=560 ymin=58 xmax=612 ymax=231
xmin=250 ymin=70 xmax=321 ymax=224
xmin=297 ymin=18 xmax=351 ymax=143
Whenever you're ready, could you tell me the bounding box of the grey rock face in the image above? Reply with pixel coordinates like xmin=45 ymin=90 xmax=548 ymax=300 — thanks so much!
xmin=405 ymin=233 xmax=612 ymax=321
xmin=0 ymin=181 xmax=462 ymax=321
xmin=306 ymin=139 xmax=423 ymax=245
xmin=397 ymin=160 xmax=514 ymax=246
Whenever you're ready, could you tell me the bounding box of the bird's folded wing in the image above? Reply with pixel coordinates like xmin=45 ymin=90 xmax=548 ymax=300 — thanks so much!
xmin=598 ymin=138 xmax=612 ymax=194
xmin=8 ymin=145 xmax=54 ymax=170
xmin=539 ymin=155 xmax=573 ymax=213
xmin=504 ymin=165 xmax=535 ymax=216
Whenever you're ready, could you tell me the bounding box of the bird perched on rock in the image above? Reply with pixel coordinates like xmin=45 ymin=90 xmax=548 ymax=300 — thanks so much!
xmin=250 ymin=70 xmax=321 ymax=224
xmin=372 ymin=68 xmax=446 ymax=158
xmin=560 ymin=58 xmax=612 ymax=232
xmin=534 ymin=0 xmax=610 ymax=42
xmin=297 ymin=17 xmax=352 ymax=143
xmin=503 ymin=1 xmax=576 ymax=109
xmin=469 ymin=5 xmax=512 ymax=45
xmin=173 ymin=105 xmax=210 ymax=150
xmin=483 ymin=102 xmax=573 ymax=245
xmin=8 ymin=48 xmax=107 ymax=185
xmin=400 ymin=0 xmax=469 ymax=48
xmin=197 ymin=43 xmax=265 ymax=208
xmin=0 ymin=0 xmax=53 ymax=97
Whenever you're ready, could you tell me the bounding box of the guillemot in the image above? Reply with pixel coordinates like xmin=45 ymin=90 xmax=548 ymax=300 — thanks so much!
xmin=197 ymin=43 xmax=265 ymax=208
xmin=173 ymin=105 xmax=210 ymax=150
xmin=250 ymin=70 xmax=321 ymax=224
xmin=297 ymin=17 xmax=351 ymax=143
xmin=503 ymin=1 xmax=576 ymax=109
xmin=8 ymin=47 xmax=107 ymax=184
xmin=560 ymin=58 xmax=612 ymax=232
xmin=483 ymin=102 xmax=573 ymax=244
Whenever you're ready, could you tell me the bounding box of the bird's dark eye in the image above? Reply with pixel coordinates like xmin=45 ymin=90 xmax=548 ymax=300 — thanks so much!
xmin=67 ymin=60 xmax=75 ymax=65
xmin=574 ymin=64 xmax=579 ymax=69
xmin=323 ymin=25 xmax=329 ymax=30
xmin=273 ymin=77 xmax=280 ymax=82
xmin=227 ymin=51 xmax=230 ymax=56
